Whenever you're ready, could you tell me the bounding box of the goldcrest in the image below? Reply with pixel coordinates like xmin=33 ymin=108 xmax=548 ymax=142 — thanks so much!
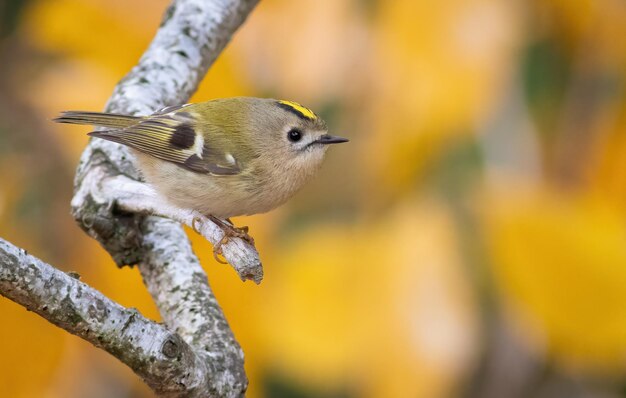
xmin=55 ymin=97 xmax=348 ymax=253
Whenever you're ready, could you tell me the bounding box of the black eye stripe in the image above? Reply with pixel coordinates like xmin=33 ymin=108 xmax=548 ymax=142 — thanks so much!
xmin=287 ymin=128 xmax=303 ymax=142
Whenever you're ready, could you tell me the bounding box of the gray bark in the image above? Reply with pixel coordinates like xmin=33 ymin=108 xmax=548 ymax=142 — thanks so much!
xmin=0 ymin=238 xmax=221 ymax=397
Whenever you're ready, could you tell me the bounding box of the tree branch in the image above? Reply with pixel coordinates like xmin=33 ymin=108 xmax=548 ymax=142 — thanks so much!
xmin=0 ymin=0 xmax=261 ymax=396
xmin=0 ymin=238 xmax=210 ymax=397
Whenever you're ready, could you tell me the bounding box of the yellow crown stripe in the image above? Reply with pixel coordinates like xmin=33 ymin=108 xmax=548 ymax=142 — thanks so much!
xmin=278 ymin=100 xmax=317 ymax=120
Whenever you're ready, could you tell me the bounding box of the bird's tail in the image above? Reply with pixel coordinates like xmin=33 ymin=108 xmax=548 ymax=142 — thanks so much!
xmin=53 ymin=111 xmax=141 ymax=129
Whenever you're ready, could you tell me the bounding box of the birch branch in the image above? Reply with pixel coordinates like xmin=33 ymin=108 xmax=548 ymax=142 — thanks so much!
xmin=66 ymin=0 xmax=258 ymax=396
xmin=0 ymin=238 xmax=211 ymax=397
xmin=1 ymin=0 xmax=262 ymax=395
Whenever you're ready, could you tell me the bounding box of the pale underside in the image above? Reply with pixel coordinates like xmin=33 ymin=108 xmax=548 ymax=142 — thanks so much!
xmin=134 ymin=146 xmax=327 ymax=219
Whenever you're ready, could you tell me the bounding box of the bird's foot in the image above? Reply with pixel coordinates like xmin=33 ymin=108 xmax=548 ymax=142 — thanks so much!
xmin=208 ymin=216 xmax=255 ymax=264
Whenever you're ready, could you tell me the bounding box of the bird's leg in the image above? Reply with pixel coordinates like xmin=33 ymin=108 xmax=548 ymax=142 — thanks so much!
xmin=208 ymin=215 xmax=255 ymax=264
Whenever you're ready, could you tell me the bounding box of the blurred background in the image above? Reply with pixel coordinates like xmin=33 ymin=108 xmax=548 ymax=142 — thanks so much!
xmin=1 ymin=0 xmax=626 ymax=397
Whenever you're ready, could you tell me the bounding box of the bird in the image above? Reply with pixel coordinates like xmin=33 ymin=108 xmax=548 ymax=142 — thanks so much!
xmin=54 ymin=97 xmax=349 ymax=261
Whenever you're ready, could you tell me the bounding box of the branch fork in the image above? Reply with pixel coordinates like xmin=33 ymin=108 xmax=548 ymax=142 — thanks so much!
xmin=0 ymin=0 xmax=261 ymax=396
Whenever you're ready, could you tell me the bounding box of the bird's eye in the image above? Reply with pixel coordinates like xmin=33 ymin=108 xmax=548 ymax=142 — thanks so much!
xmin=287 ymin=128 xmax=303 ymax=142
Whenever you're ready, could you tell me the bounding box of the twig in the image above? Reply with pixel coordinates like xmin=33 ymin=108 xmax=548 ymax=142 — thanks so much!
xmin=74 ymin=166 xmax=263 ymax=283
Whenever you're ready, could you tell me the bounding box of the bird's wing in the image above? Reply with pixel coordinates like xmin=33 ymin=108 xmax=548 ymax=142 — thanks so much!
xmin=89 ymin=111 xmax=242 ymax=176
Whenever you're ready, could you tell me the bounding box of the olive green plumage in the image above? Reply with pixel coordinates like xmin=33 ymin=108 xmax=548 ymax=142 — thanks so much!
xmin=54 ymin=97 xmax=348 ymax=219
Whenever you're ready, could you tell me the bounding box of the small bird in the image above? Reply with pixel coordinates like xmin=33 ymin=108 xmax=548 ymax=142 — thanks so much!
xmin=54 ymin=97 xmax=348 ymax=260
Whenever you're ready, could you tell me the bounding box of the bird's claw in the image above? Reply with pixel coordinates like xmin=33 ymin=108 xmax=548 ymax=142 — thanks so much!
xmin=213 ymin=241 xmax=228 ymax=264
xmin=207 ymin=216 xmax=255 ymax=264
xmin=192 ymin=216 xmax=202 ymax=234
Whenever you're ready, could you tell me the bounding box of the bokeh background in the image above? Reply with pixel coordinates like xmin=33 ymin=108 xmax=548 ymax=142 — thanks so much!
xmin=1 ymin=0 xmax=626 ymax=397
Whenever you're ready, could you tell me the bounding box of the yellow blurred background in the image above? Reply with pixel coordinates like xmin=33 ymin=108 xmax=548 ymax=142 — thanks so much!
xmin=1 ymin=0 xmax=626 ymax=397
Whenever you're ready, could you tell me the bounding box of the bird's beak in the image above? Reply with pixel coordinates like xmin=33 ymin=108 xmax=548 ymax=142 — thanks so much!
xmin=316 ymin=134 xmax=349 ymax=145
